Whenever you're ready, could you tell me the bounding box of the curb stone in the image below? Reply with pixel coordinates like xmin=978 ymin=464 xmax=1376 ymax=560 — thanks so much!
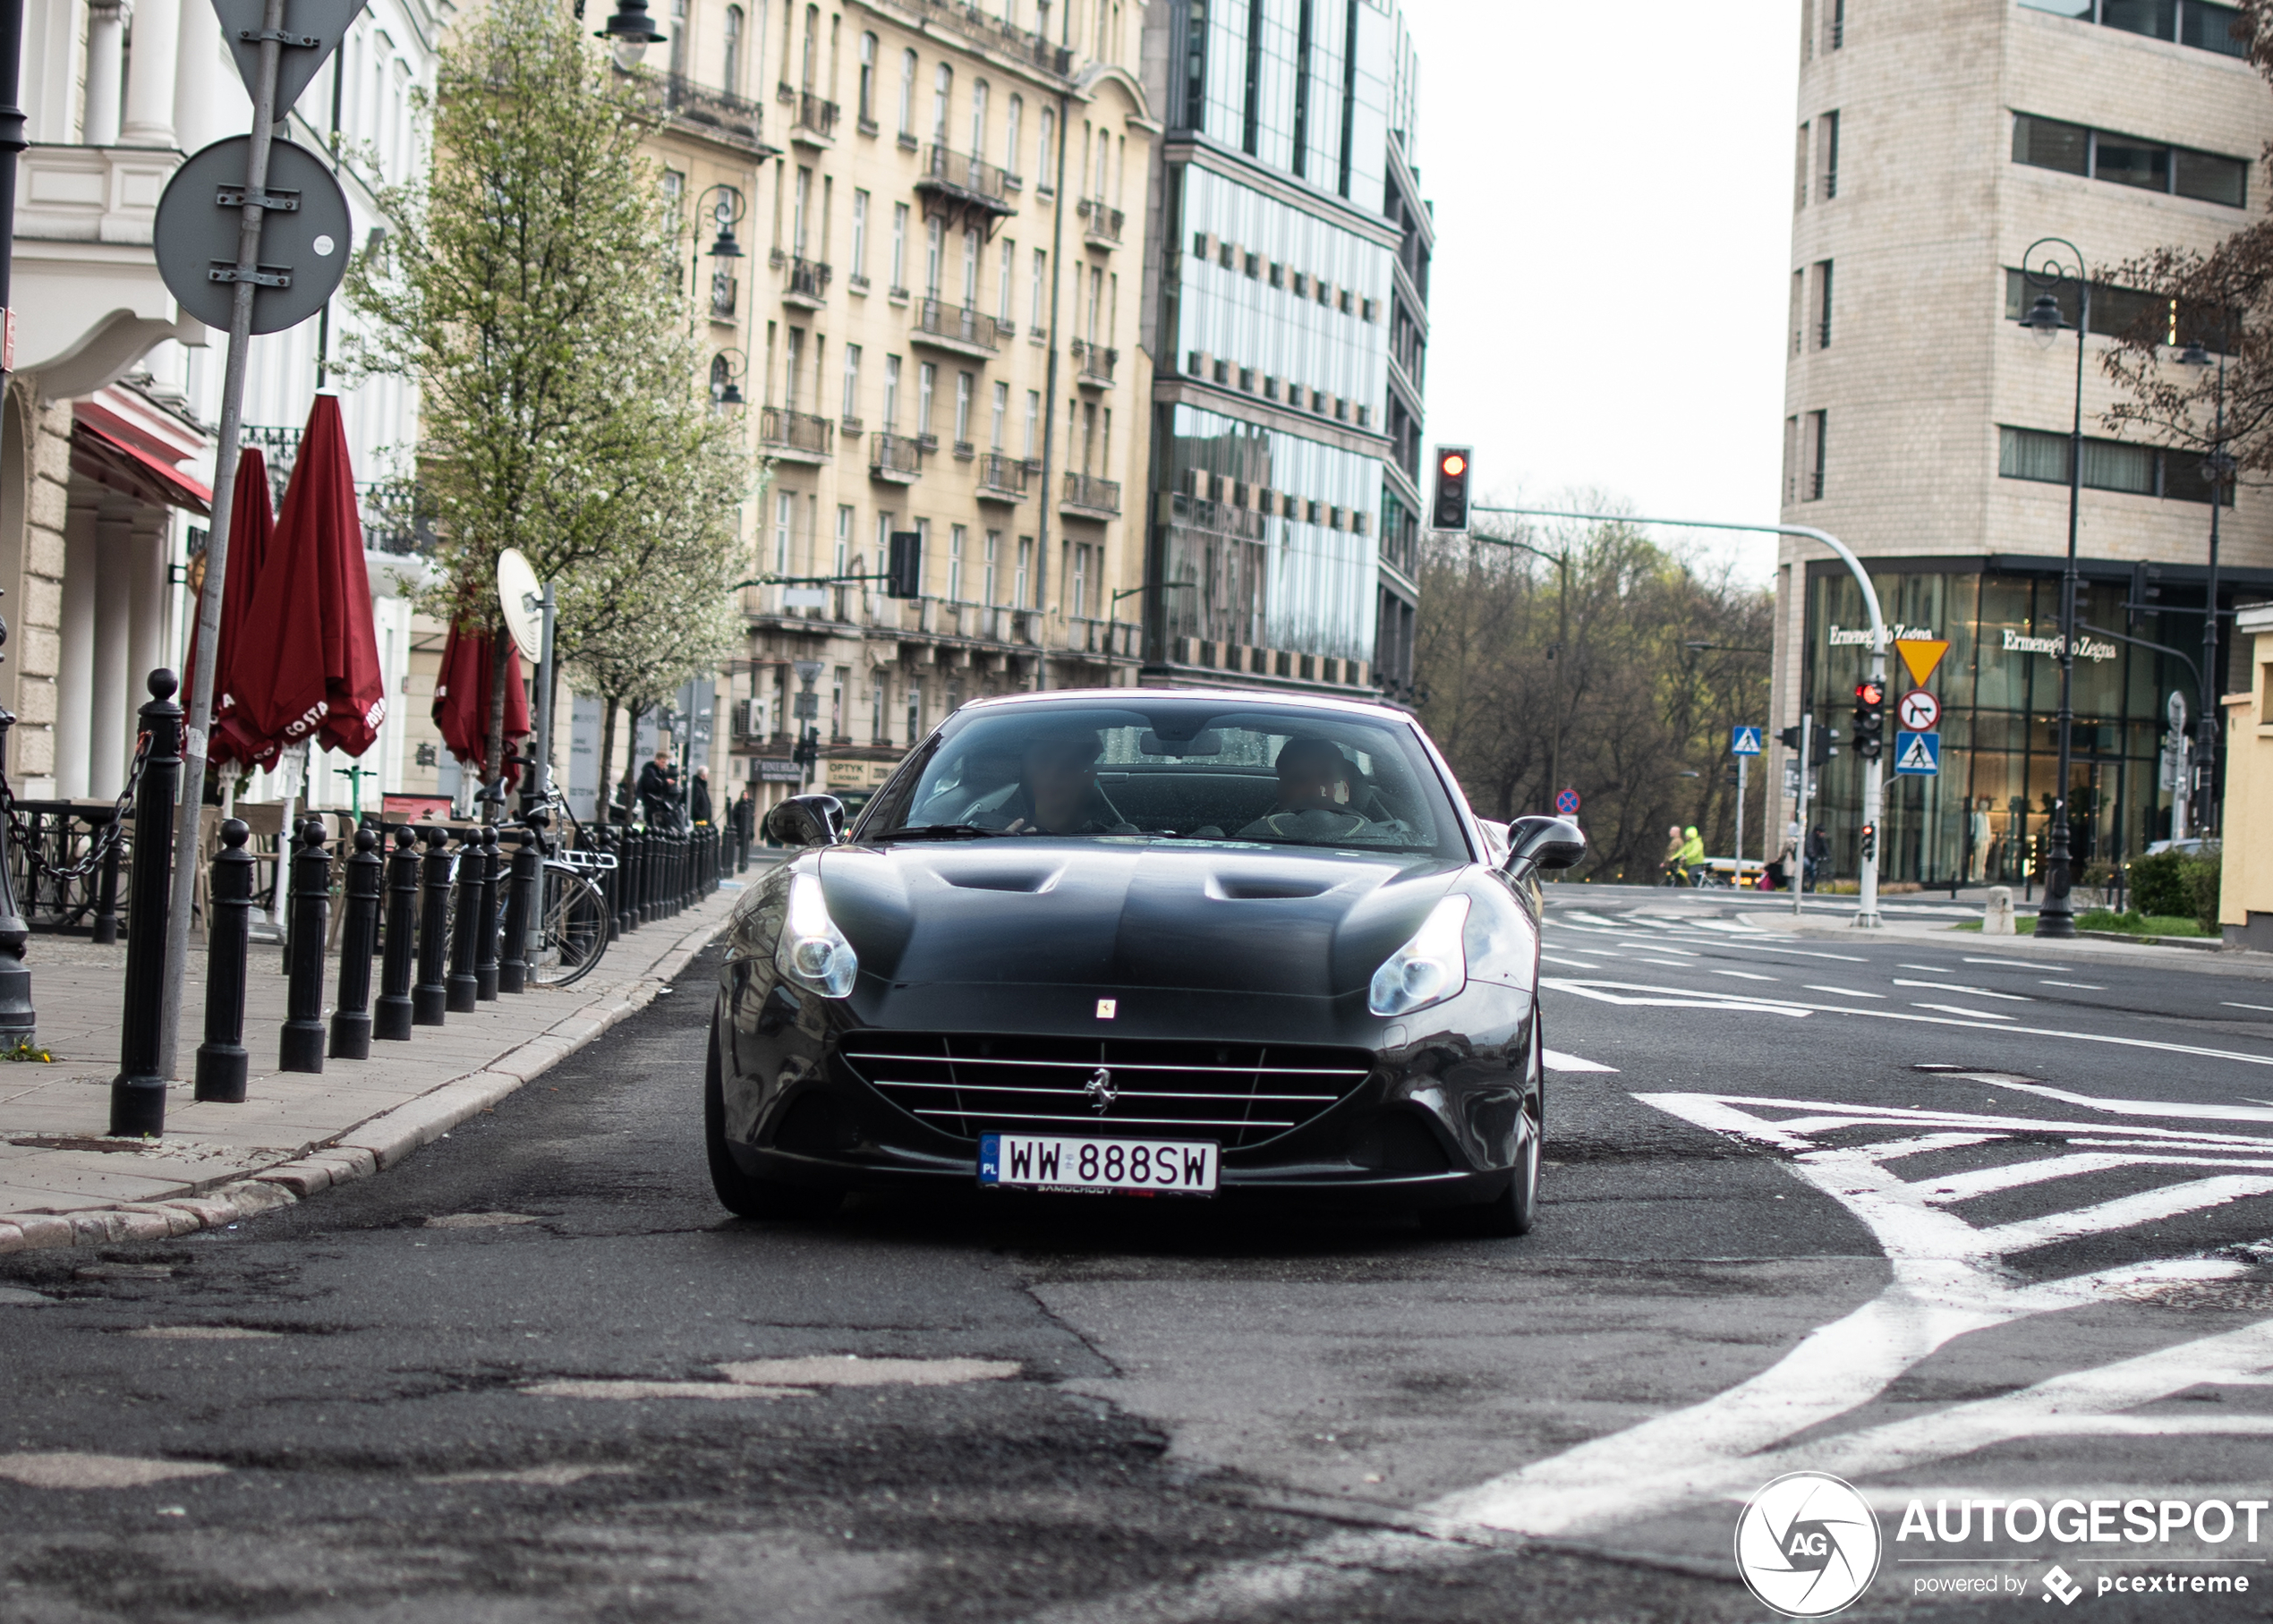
xmin=0 ymin=909 xmax=728 ymax=1258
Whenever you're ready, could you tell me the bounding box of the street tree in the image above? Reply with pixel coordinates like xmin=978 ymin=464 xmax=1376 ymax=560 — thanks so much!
xmin=342 ymin=0 xmax=754 ymax=797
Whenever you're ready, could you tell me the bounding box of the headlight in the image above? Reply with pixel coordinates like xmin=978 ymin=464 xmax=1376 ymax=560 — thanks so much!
xmin=1368 ymin=894 xmax=1469 ymax=1017
xmin=775 ymin=872 xmax=858 ymax=998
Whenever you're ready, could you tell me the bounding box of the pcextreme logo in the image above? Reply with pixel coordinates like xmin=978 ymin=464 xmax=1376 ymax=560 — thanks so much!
xmin=1735 ymin=1472 xmax=1884 ymax=1617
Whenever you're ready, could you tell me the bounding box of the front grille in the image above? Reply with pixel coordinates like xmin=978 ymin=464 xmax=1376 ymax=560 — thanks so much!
xmin=838 ymin=1033 xmax=1374 ymax=1150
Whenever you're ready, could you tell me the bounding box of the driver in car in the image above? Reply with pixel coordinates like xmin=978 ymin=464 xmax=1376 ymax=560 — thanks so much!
xmin=1238 ymin=736 xmax=1405 ymax=843
xmin=973 ymin=729 xmax=1137 ymax=836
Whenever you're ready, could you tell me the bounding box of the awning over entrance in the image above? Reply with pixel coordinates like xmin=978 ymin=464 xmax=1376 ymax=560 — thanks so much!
xmin=68 ymin=419 xmax=212 ymax=516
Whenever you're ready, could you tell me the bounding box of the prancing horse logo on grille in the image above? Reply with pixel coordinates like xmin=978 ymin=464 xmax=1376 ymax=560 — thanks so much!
xmin=1084 ymin=1068 xmax=1117 ymax=1113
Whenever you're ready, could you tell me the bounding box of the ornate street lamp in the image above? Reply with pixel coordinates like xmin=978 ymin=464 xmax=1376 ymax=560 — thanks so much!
xmin=595 ymin=0 xmax=666 ymax=71
xmin=2020 ymin=237 xmax=2088 ymax=940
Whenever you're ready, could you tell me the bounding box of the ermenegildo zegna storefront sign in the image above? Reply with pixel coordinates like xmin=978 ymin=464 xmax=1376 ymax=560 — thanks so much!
xmin=1824 ymin=625 xmax=2117 ymax=661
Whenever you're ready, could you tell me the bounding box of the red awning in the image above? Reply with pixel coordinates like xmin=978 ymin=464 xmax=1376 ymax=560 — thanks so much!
xmin=68 ymin=420 xmax=213 ymax=516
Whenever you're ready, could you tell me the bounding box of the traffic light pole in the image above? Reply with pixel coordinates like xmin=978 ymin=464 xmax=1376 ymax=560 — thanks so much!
xmin=1792 ymin=714 xmax=1812 ymax=918
xmin=1479 ymin=506 xmax=1887 ymax=929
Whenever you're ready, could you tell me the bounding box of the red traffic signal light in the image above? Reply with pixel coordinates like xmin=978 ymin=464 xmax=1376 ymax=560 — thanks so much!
xmin=1431 ymin=446 xmax=1472 ymax=533
xmin=1854 ymin=679 xmax=1885 ymax=708
xmin=1441 ymin=452 xmax=1467 ymax=479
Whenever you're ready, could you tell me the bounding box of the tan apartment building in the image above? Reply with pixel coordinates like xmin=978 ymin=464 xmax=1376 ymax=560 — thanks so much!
xmin=1772 ymin=0 xmax=2273 ymax=886
xmin=672 ymin=0 xmax=1156 ymax=826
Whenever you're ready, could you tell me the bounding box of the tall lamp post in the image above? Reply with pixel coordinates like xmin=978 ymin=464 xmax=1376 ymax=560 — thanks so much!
xmin=1469 ymin=520 xmax=1571 ymax=809
xmin=2017 ymin=236 xmax=2089 ymax=940
xmin=2175 ymin=334 xmax=2233 ymax=839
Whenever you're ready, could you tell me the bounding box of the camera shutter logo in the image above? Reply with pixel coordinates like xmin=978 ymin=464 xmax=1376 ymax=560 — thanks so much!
xmin=1734 ymin=1471 xmax=1882 ymax=1617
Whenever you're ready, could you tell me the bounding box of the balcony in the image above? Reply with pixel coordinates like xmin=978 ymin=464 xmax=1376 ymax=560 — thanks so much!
xmin=976 ymin=452 xmax=1027 ymax=502
xmin=1069 ymin=337 xmax=1117 ymax=389
xmin=709 ymin=270 xmax=737 ymax=321
xmin=869 ymin=431 xmax=924 ymax=483
xmin=626 ymin=69 xmax=772 ymax=157
xmin=791 ymin=90 xmax=839 ymax=145
xmin=910 ymin=296 xmax=999 ymax=358
xmin=1061 ymin=472 xmax=1121 ymax=520
xmin=1077 ymin=197 xmax=1123 ymax=250
xmin=915 ymin=144 xmax=1016 ymax=234
xmin=895 ymin=0 xmax=1073 ymax=78
xmin=783 ymin=256 xmax=831 ymax=308
xmin=759 ymin=406 xmax=833 ymax=463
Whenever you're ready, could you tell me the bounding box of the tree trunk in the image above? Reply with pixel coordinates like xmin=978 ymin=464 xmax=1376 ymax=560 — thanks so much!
xmin=594 ymin=696 xmax=619 ymax=829
xmin=481 ymin=619 xmax=510 ymax=824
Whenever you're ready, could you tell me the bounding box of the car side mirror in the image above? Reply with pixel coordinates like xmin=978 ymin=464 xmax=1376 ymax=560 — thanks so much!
xmin=1507 ymin=814 xmax=1586 ymax=873
xmin=1477 ymin=819 xmax=1511 ymax=867
xmin=765 ymin=794 xmax=847 ymax=848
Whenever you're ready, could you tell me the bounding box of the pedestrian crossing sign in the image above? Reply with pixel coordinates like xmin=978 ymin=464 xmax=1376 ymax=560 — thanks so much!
xmin=1731 ymin=726 xmax=1763 ymax=756
xmin=1894 ymin=730 xmax=1940 ymax=776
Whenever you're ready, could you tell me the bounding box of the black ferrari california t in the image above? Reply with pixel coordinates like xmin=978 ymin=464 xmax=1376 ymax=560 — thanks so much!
xmin=706 ymin=689 xmax=1583 ymax=1235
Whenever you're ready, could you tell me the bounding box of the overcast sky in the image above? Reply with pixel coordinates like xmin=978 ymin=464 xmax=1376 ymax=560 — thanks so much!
xmin=1400 ymin=1 xmax=1800 ymax=583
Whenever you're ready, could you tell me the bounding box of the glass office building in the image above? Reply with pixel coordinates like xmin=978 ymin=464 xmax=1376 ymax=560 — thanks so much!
xmin=1797 ymin=558 xmax=2269 ymax=886
xmin=1138 ymin=0 xmax=1423 ymax=693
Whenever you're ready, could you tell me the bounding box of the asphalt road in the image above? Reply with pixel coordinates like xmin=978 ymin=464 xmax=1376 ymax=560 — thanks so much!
xmin=5 ymin=889 xmax=2273 ymax=1622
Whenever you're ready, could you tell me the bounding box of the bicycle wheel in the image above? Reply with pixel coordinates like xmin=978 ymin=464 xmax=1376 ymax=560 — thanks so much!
xmin=528 ymin=865 xmax=609 ymax=990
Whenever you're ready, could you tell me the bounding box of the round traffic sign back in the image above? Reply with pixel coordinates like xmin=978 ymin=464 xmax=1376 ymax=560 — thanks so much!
xmin=154 ymin=137 xmax=353 ymax=335
xmin=1897 ymin=689 xmax=1941 ymax=732
xmin=1554 ymin=788 xmax=1580 ymax=816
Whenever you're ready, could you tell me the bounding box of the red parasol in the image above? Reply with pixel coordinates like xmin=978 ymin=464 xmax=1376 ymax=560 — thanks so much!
xmin=432 ymin=622 xmax=530 ymax=786
xmin=229 ymin=395 xmax=387 ymax=757
xmin=191 ymin=447 xmax=280 ymax=769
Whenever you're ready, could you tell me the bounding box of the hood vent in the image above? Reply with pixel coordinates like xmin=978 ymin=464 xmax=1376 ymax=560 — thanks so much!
xmin=939 ymin=866 xmax=1063 ymax=895
xmin=1205 ymin=873 xmax=1337 ymax=901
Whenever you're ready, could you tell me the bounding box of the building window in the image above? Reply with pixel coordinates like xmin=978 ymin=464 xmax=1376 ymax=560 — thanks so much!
xmin=831 ymin=666 xmax=847 ymax=740
xmin=857 ymin=31 xmax=876 ymax=125
xmin=1005 ymin=96 xmax=1023 ymax=178
xmin=1793 ymin=121 xmax=1810 ymax=211
xmin=999 ymin=237 xmax=1016 ymax=321
xmin=723 ymin=5 xmax=743 ymax=91
xmin=954 ymin=370 xmax=973 ymax=446
xmin=1038 ymin=106 xmax=1055 ymax=191
xmin=872 ymin=679 xmax=886 ymax=744
xmin=835 ymin=505 xmax=852 ymax=576
xmin=991 ymin=380 xmax=1009 ymax=449
xmin=1070 ymin=543 xmax=1089 ymax=618
xmin=1811 ymin=259 xmax=1833 ymax=349
xmin=1998 ymin=425 xmax=2235 ymax=502
xmin=1804 ymin=411 xmax=1827 ymax=501
xmin=1817 ymin=109 xmax=1839 ymax=200
xmin=969 ymin=79 xmax=989 ymax=159
xmin=1024 ymin=389 xmax=1040 ymax=457
xmin=774 ymin=491 xmax=794 ymax=575
xmin=1789 ymin=268 xmax=1805 ymax=355
xmin=933 ymin=62 xmax=953 ymax=144
xmin=898 ymin=48 xmax=917 ymax=137
xmin=882 ymin=353 xmax=901 ymax=426
xmin=925 ymin=215 xmax=944 ymax=295
xmin=668 ymin=0 xmax=686 ymax=77
xmin=1829 ymin=0 xmax=1845 ymax=47
xmin=850 ymin=189 xmax=869 ymax=280
xmin=1030 ymin=248 xmax=1047 ymax=333
xmin=984 ymin=530 xmax=1000 ymax=603
xmin=2013 ymin=114 xmax=2248 ymax=206
xmin=961 ymin=225 xmax=981 ymax=304
xmin=1016 ymin=535 xmax=1033 ymax=608
xmin=907 ymin=678 xmax=924 ymax=744
xmin=841 ymin=344 xmax=861 ymax=421
xmin=890 ymin=201 xmax=909 ymax=293
xmin=949 ymin=526 xmax=966 ymax=599
xmin=2021 ymin=0 xmax=2248 ymax=57
xmin=917 ymin=361 xmax=936 ymax=436
xmin=2000 ymin=268 xmax=2232 ymax=347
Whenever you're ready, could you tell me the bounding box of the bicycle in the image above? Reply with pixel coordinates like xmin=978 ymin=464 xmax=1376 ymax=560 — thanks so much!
xmin=429 ymin=778 xmax=617 ymax=992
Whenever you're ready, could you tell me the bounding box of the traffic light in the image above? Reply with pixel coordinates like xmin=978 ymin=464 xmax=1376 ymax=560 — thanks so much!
xmin=1430 ymin=446 xmax=1472 ymax=533
xmin=793 ymin=727 xmax=820 ymax=769
xmin=1852 ymin=678 xmax=1886 ymax=761
xmin=1813 ymin=726 xmax=1839 ymax=766
xmin=2128 ymin=560 xmax=2164 ymax=617
xmin=1860 ymin=821 xmax=1877 ymax=863
xmin=887 ymin=529 xmax=924 ymax=599
xmin=1779 ymin=725 xmax=1802 ymax=752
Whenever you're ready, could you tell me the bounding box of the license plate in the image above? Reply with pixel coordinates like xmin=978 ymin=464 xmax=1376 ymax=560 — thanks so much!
xmin=978 ymin=1133 xmax=1219 ymax=1196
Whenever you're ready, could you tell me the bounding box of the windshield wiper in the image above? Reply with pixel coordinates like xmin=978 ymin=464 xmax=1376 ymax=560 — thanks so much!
xmin=879 ymin=823 xmax=1010 ymax=841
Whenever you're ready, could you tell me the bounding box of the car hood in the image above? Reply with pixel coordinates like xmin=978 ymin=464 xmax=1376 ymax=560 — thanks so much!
xmin=818 ymin=840 xmax=1465 ymax=999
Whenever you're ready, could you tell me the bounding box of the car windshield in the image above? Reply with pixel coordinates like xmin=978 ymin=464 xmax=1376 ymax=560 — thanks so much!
xmin=860 ymin=701 xmax=1470 ymax=862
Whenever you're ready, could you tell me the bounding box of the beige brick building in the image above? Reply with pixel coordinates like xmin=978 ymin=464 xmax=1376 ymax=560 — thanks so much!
xmin=1772 ymin=0 xmax=2273 ymax=885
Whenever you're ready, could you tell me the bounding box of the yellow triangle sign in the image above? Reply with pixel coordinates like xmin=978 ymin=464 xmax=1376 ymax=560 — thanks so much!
xmin=1895 ymin=638 xmax=1950 ymax=688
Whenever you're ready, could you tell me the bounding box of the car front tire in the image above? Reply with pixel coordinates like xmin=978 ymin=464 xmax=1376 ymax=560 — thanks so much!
xmin=1423 ymin=1017 xmax=1543 ymax=1239
xmin=705 ymin=1011 xmax=844 ymax=1221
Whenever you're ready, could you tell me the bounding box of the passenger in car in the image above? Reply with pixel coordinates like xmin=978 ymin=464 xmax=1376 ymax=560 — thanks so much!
xmin=975 ymin=729 xmax=1138 ymax=836
xmin=1237 ymin=736 xmax=1406 ymax=843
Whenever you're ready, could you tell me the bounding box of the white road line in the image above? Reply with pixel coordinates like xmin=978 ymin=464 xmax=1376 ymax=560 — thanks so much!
xmin=1963 ymin=958 xmax=2039 ymax=969
xmin=1911 ymin=1002 xmax=2015 ymax=1021
xmin=1976 ymin=1175 xmax=2273 ymax=1252
xmin=1898 ymin=964 xmax=1955 ymax=974
xmin=1975 ymin=1077 xmax=2273 ymax=1127
xmin=1805 ymin=984 xmax=1886 ymax=999
xmin=2224 ymin=1001 xmax=2273 ymax=1014
xmin=1542 ymin=979 xmax=2273 ymax=1069
xmin=1710 ymin=969 xmax=1780 ymax=982
xmin=1891 ymin=979 xmax=2031 ymax=1000
xmin=1537 ymin=954 xmax=1603 ymax=970
xmin=1540 ymin=979 xmax=1812 ymax=1016
xmin=1636 ymin=958 xmax=1695 ymax=969
xmin=1542 ymin=1049 xmax=1618 ymax=1075
xmin=2043 ymin=981 xmax=2107 ymax=990
xmin=1919 ymin=1152 xmax=2273 ymax=1203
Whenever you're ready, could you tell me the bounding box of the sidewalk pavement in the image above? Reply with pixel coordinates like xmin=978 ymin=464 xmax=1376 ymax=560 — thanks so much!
xmin=1741 ymin=907 xmax=2273 ymax=980
xmin=0 ymin=885 xmax=741 ymax=1256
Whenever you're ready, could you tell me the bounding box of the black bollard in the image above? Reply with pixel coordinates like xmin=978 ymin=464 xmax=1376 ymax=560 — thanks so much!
xmin=90 ymin=813 xmax=122 ymax=944
xmin=279 ymin=819 xmax=331 ymax=1074
xmin=498 ymin=827 xmax=541 ymax=995
xmin=109 ymin=670 xmax=182 ymax=1138
xmin=447 ymin=829 xmax=482 ymax=1014
xmin=193 ymin=817 xmax=255 ymax=1102
xmin=599 ymin=826 xmax=623 ymax=941
xmin=375 ymin=827 xmax=418 ymax=1041
xmin=473 ymin=826 xmax=501 ymax=1000
xmin=622 ymin=828 xmax=642 ymax=931
xmin=328 ymin=827 xmax=383 ymax=1059
xmin=413 ymin=827 xmax=452 ymax=1025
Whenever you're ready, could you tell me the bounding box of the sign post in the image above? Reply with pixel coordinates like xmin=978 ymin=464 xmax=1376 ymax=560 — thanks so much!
xmin=1730 ymin=727 xmax=1762 ymax=887
xmin=152 ymin=0 xmax=368 ymax=1086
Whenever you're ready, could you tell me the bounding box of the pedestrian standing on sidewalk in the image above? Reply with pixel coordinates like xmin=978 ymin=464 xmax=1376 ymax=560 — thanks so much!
xmin=637 ymin=748 xmax=678 ymax=829
xmin=689 ymin=766 xmax=713 ymax=827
